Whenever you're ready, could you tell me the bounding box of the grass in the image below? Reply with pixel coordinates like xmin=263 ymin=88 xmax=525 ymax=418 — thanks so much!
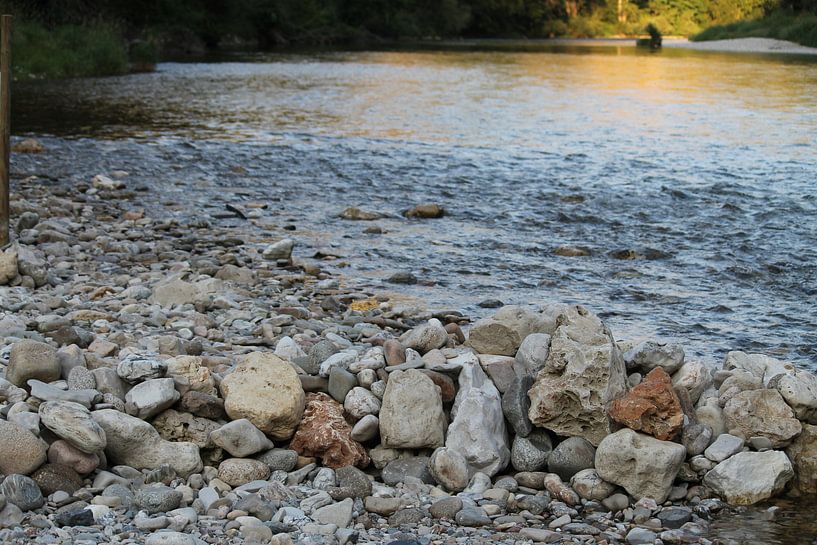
xmin=692 ymin=11 xmax=817 ymax=48
xmin=12 ymin=21 xmax=130 ymax=80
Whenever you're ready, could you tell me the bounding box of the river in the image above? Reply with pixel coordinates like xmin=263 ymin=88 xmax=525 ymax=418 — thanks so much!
xmin=10 ymin=42 xmax=817 ymax=543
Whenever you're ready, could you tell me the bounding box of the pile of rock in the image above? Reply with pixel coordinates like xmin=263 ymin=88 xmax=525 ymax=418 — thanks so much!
xmin=0 ymin=171 xmax=815 ymax=545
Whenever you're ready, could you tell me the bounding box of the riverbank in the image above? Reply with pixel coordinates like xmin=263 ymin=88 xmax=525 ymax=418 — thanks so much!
xmin=664 ymin=37 xmax=817 ymax=55
xmin=0 ymin=137 xmax=816 ymax=544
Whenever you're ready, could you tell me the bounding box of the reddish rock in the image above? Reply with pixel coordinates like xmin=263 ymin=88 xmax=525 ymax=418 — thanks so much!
xmin=609 ymin=367 xmax=684 ymax=440
xmin=48 ymin=440 xmax=100 ymax=475
xmin=383 ymin=340 xmax=406 ymax=365
xmin=418 ymin=369 xmax=456 ymax=403
xmin=444 ymin=323 xmax=465 ymax=344
xmin=290 ymin=393 xmax=370 ymax=469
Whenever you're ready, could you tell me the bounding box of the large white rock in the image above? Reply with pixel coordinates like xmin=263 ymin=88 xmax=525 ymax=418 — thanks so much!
xmin=149 ymin=276 xmax=225 ymax=308
xmin=723 ymin=351 xmax=795 ymax=387
xmin=595 ymin=428 xmax=686 ymax=503
xmin=209 ymin=419 xmax=273 ymax=458
xmin=92 ymin=409 xmax=202 ymax=476
xmin=399 ymin=319 xmax=449 ymax=355
xmin=445 ymin=359 xmax=509 ymax=477
xmin=528 ymin=305 xmax=627 ymax=446
xmin=722 ymin=389 xmax=801 ymax=448
xmin=773 ymin=369 xmax=817 ymax=425
xmin=220 ymin=352 xmax=304 ymax=441
xmin=39 ymin=401 xmax=106 ymax=453
xmin=125 ymin=378 xmax=180 ymax=420
xmin=703 ymin=450 xmax=793 ymax=505
xmin=467 ymin=306 xmax=550 ymax=357
xmin=379 ymin=370 xmax=446 ymax=449
xmin=671 ymin=362 xmax=713 ymax=405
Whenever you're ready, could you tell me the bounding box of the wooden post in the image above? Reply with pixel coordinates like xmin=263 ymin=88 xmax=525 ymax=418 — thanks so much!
xmin=0 ymin=15 xmax=10 ymax=248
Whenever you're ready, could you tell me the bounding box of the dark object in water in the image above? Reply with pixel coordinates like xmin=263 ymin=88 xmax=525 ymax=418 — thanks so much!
xmin=636 ymin=24 xmax=662 ymax=50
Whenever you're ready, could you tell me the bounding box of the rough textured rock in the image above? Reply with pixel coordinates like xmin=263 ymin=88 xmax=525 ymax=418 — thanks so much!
xmin=343 ymin=387 xmax=381 ymax=420
xmin=39 ymin=401 xmax=107 ymax=453
xmin=152 ymin=409 xmax=219 ymax=449
xmin=624 ymin=340 xmax=685 ymax=375
xmin=446 ymin=359 xmax=509 ymax=477
xmin=595 ymin=428 xmax=686 ymax=503
xmin=785 ymin=423 xmax=817 ymax=495
xmin=30 ymin=463 xmax=83 ymax=495
xmin=704 ymin=434 xmax=744 ymax=463
xmin=220 ymin=352 xmax=305 ymax=441
xmin=704 ymin=450 xmax=793 ymax=505
xmin=609 ymin=367 xmax=684 ymax=441
xmin=135 ymin=485 xmax=183 ymax=514
xmin=515 ymin=333 xmax=551 ymax=377
xmin=528 ymin=306 xmax=627 ymax=446
xmin=165 ymin=356 xmax=216 ymax=395
xmin=399 ymin=320 xmax=449 ymax=354
xmin=290 ymin=393 xmax=369 ymax=469
xmin=379 ymin=369 xmax=446 ymax=450
xmin=218 ymin=458 xmax=271 ymax=487
xmin=125 ymin=378 xmax=181 ymax=420
xmin=381 ymin=457 xmax=435 ymax=486
xmin=117 ymin=354 xmax=167 ymax=384
xmin=511 ymin=429 xmax=553 ymax=472
xmin=671 ymin=362 xmax=713 ymax=405
xmin=210 ymin=419 xmax=273 ymax=457
xmin=0 ymin=420 xmax=47 ymax=475
xmin=467 ymin=306 xmax=549 ymax=356
xmin=723 ymin=351 xmax=795 ymax=387
xmin=92 ymin=409 xmax=202 ymax=476
xmin=722 ymin=389 xmax=802 ymax=448
xmin=773 ymin=370 xmax=817 ymax=425
xmin=548 ymin=436 xmax=596 ymax=481
xmin=571 ymin=468 xmax=617 ymax=501
xmin=429 ymin=447 xmax=470 ymax=492
xmin=6 ymin=340 xmax=60 ymax=387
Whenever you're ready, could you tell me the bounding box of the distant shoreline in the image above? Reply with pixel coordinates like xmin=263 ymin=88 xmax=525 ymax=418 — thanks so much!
xmin=663 ymin=37 xmax=817 ymax=55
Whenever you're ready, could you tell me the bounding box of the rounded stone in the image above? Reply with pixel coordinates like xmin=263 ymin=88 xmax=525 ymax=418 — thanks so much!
xmin=39 ymin=400 xmax=107 ymax=453
xmin=1 ymin=474 xmax=44 ymax=511
xmin=511 ymin=429 xmax=552 ymax=472
xmin=0 ymin=420 xmax=47 ymax=476
xmin=48 ymin=440 xmax=100 ymax=475
xmin=135 ymin=485 xmax=183 ymax=514
xmin=67 ymin=366 xmax=96 ymax=390
xmin=549 ymin=436 xmax=596 ymax=481
xmin=429 ymin=447 xmax=469 ymax=492
xmin=30 ymin=463 xmax=83 ymax=495
xmin=6 ymin=340 xmax=60 ymax=387
xmin=218 ymin=458 xmax=271 ymax=487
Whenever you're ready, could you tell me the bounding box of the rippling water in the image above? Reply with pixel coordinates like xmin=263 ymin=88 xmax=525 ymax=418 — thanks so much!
xmin=12 ymin=43 xmax=817 ymax=369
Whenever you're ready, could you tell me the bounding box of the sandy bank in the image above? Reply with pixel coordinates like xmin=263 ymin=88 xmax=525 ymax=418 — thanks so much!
xmin=663 ymin=37 xmax=817 ymax=55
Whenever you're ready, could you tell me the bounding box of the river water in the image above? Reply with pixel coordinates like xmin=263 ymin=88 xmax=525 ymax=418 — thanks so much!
xmin=10 ymin=43 xmax=817 ymax=543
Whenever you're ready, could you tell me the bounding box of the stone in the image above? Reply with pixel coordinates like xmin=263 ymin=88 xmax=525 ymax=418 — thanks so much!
xmin=515 ymin=333 xmax=551 ymax=376
xmin=657 ymin=506 xmax=693 ymax=529
xmin=1 ymin=474 xmax=43 ymax=511
xmin=624 ymin=340 xmax=685 ymax=375
xmin=48 ymin=440 xmax=100 ymax=475
xmin=350 ymin=414 xmax=379 ymax=442
xmin=723 ymin=351 xmax=795 ymax=387
xmin=331 ymin=466 xmax=372 ymax=499
xmin=571 ymin=468 xmax=616 ymax=501
xmin=126 ymin=378 xmax=181 ymax=420
xmin=428 ymin=447 xmax=469 ymax=492
xmin=548 ymin=436 xmax=596 ymax=481
xmin=364 ymin=496 xmax=403 ymax=516
xmin=704 ymin=450 xmax=793 ymax=505
xmin=671 ymin=362 xmax=712 ymax=405
xmin=0 ymin=421 xmax=47 ymax=475
xmin=220 ymin=352 xmax=305 ymax=441
xmin=290 ymin=393 xmax=369 ymax=469
xmin=39 ymin=401 xmax=106 ymax=453
xmin=379 ymin=369 xmax=446 ymax=450
xmin=399 ymin=320 xmax=448 ymax=354
xmin=511 ymin=429 xmax=552 ymax=472
xmin=256 ymin=449 xmax=298 ymax=472
xmin=312 ymin=498 xmax=354 ymax=528
xmin=117 ymin=353 xmax=167 ymax=383
xmin=595 ymin=428 xmax=686 ymax=503
xmin=145 ymin=531 xmax=198 ymax=545
xmin=210 ymin=419 xmax=274 ymax=457
xmin=417 ymin=369 xmax=456 ymax=403
xmin=136 ymin=485 xmax=183 ymax=514
xmin=218 ymin=458 xmax=271 ymax=487
xmin=455 ymin=506 xmax=491 ymax=527
xmin=274 ymin=336 xmax=307 ymax=361
xmin=16 ymin=245 xmax=47 ymax=286
xmin=467 ymin=306 xmax=549 ymax=356
xmin=0 ymin=245 xmax=17 ymax=285
xmin=328 ymin=367 xmax=357 ymax=403
xmin=477 ymin=354 xmax=517 ymax=393
xmin=528 ymin=305 xmax=626 ymax=446
xmin=6 ymin=340 xmax=60 ymax=387
xmin=343 ymin=387 xmax=381 ymax=420
xmin=152 ymin=409 xmax=219 ymax=449
xmin=682 ymin=423 xmax=713 ymax=457
xmin=179 ymin=391 xmax=225 ymax=419
xmin=67 ymin=366 xmax=96 ymax=390
xmin=405 ymin=203 xmax=444 ymax=218
xmin=704 ymin=434 xmax=745 ymax=463
xmin=696 ymin=401 xmax=726 ymax=437
xmin=30 ymin=463 xmax=83 ymax=495
xmin=502 ymin=374 xmax=533 ymax=437
xmin=446 ymin=358 xmax=509 ymax=477
xmin=262 ymin=238 xmax=295 ymax=261
xmin=150 ymin=276 xmax=224 ymax=307
xmin=165 ymin=356 xmax=216 ymax=395
xmin=91 ymin=367 xmax=127 ymax=400
xmin=774 ymin=369 xmax=817 ymax=424
xmin=626 ymin=528 xmax=658 ymax=545
xmin=92 ymin=409 xmax=202 ymax=476
xmin=381 ymin=457 xmax=434 ymax=486
xmin=319 ymin=351 xmax=357 ymax=378
xmin=609 ymin=367 xmax=684 ymax=441
xmin=519 ymin=528 xmax=562 ymax=543
xmin=429 ymin=497 xmax=463 ymax=519
xmin=543 ymin=473 xmax=580 ymax=506
xmin=722 ymin=389 xmax=802 ymax=448
xmin=785 ymin=423 xmax=817 ymax=495
xmin=28 ymin=380 xmax=99 ymax=407
xmin=54 ymin=508 xmax=96 ymax=527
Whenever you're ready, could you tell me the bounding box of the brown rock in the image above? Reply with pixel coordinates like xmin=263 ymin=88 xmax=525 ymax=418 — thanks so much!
xmin=383 ymin=340 xmax=406 ymax=365
xmin=786 ymin=423 xmax=817 ymax=495
xmin=31 ymin=463 xmax=83 ymax=495
xmin=405 ymin=203 xmax=444 ymax=219
xmin=12 ymin=138 xmax=44 ymax=153
xmin=152 ymin=409 xmax=219 ymax=449
xmin=290 ymin=393 xmax=369 ymax=469
xmin=609 ymin=367 xmax=684 ymax=440
xmin=417 ymin=369 xmax=456 ymax=403
xmin=178 ymin=391 xmax=225 ymax=419
xmin=444 ymin=323 xmax=465 ymax=344
xmin=48 ymin=440 xmax=100 ymax=475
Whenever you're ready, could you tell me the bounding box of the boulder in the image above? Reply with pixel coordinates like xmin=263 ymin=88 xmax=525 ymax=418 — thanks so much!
xmin=92 ymin=409 xmax=202 ymax=476
xmin=429 ymin=447 xmax=470 ymax=492
xmin=39 ymin=401 xmax=106 ymax=453
xmin=595 ymin=429 xmax=686 ymax=503
xmin=548 ymin=436 xmax=596 ymax=481
xmin=31 ymin=463 xmax=83 ymax=495
xmin=528 ymin=306 xmax=627 ymax=446
xmin=477 ymin=354 xmax=517 ymax=393
xmin=502 ymin=374 xmax=533 ymax=437
xmin=381 ymin=457 xmax=434 ymax=486
xmin=6 ymin=340 xmax=60 ymax=387
xmin=785 ymin=423 xmax=817 ymax=495
xmin=446 ymin=359 xmax=509 ymax=477
xmin=262 ymin=238 xmax=294 ymax=261
xmin=210 ymin=419 xmax=274 ymax=457
xmin=722 ymin=389 xmax=801 ymax=448
xmin=0 ymin=420 xmax=47 ymax=475
xmin=703 ymin=451 xmax=793 ymax=505
xmin=773 ymin=369 xmax=817 ymax=425
xmin=723 ymin=351 xmax=795 ymax=387
xmin=467 ymin=306 xmax=549 ymax=356
xmin=47 ymin=440 xmax=100 ymax=475
xmin=125 ymin=378 xmax=181 ymax=420
xmin=511 ymin=429 xmax=552 ymax=473
xmin=290 ymin=393 xmax=369 ymax=469
xmin=0 ymin=474 xmax=44 ymax=511
xmin=399 ymin=320 xmax=449 ymax=354
xmin=0 ymin=245 xmax=17 ymax=285
xmin=117 ymin=354 xmax=167 ymax=384
xmin=571 ymin=469 xmax=617 ymax=501
xmin=623 ymin=340 xmax=685 ymax=375
xmin=609 ymin=367 xmax=684 ymax=441
xmin=515 ymin=333 xmax=551 ymax=376
xmin=671 ymin=362 xmax=713 ymax=405
xmin=220 ymin=352 xmax=305 ymax=441
xmin=165 ymin=356 xmax=216 ymax=395
xmin=379 ymin=370 xmax=446 ymax=450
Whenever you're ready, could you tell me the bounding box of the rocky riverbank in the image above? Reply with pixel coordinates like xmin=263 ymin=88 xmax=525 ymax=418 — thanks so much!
xmin=0 ymin=140 xmax=816 ymax=545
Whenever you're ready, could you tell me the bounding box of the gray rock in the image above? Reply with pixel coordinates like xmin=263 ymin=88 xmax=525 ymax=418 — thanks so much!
xmin=774 ymin=369 xmax=817 ymax=425
xmin=91 ymin=367 xmax=128 ymax=400
xmin=28 ymin=379 xmax=100 ymax=408
xmin=328 ymin=367 xmax=357 ymax=403
xmin=145 ymin=531 xmax=198 ymax=545
xmin=256 ymin=449 xmax=298 ymax=472
xmin=519 ymin=528 xmax=562 ymax=543
xmin=67 ymin=366 xmax=96 ymax=391
xmin=399 ymin=319 xmax=448 ymax=354
xmin=704 ymin=434 xmax=745 ymax=463
xmin=501 ymin=374 xmax=533 ymax=437
xmin=197 ymin=487 xmax=219 ymax=511
xmin=136 ymin=485 xmax=183 ymax=514
xmin=595 ymin=429 xmax=686 ymax=503
xmin=671 ymin=362 xmax=712 ymax=404
xmin=312 ymin=498 xmax=353 ymax=528
xmin=125 ymin=378 xmax=180 ymax=420
xmin=570 ymin=468 xmax=617 ymax=501
xmin=682 ymin=423 xmax=713 ymax=457
xmin=511 ymin=429 xmax=552 ymax=472
xmin=343 ymin=387 xmax=381 ymax=420
xmin=380 ymin=369 xmax=446 ymax=449
xmin=722 ymin=389 xmax=801 ymax=448
xmin=624 ymin=340 xmax=685 ymax=375
xmin=429 ymin=497 xmax=463 ymax=519
xmin=455 ymin=506 xmax=491 ymax=527
xmin=117 ymin=354 xmax=167 ymax=384
xmin=6 ymin=340 xmax=60 ymax=387
xmin=657 ymin=506 xmax=692 ymax=529
xmin=364 ymin=496 xmax=403 ymax=516
xmin=704 ymin=450 xmax=793 ymax=505
xmin=210 ymin=419 xmax=273 ymax=457
xmin=0 ymin=503 xmax=24 ymax=527
xmin=350 ymin=414 xmax=379 ymax=442
xmin=602 ymin=493 xmax=629 ymax=512
xmin=626 ymin=528 xmax=658 ymax=545
xmin=38 ymin=401 xmax=106 ymax=454
xmin=428 ymin=447 xmax=469 ymax=492
xmin=515 ymin=333 xmax=551 ymax=376
xmin=723 ymin=351 xmax=795 ymax=387
xmin=0 ymin=474 xmax=44 ymax=511
xmin=548 ymin=436 xmax=596 ymax=481
xmin=262 ymin=238 xmax=294 ymax=261
xmin=330 ymin=466 xmax=372 ymax=499
xmin=218 ymin=458 xmax=270 ymax=487
xmin=381 ymin=457 xmax=434 ymax=486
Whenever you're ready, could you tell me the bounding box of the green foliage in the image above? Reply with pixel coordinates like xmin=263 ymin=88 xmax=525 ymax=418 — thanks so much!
xmin=693 ymin=9 xmax=817 ymax=46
